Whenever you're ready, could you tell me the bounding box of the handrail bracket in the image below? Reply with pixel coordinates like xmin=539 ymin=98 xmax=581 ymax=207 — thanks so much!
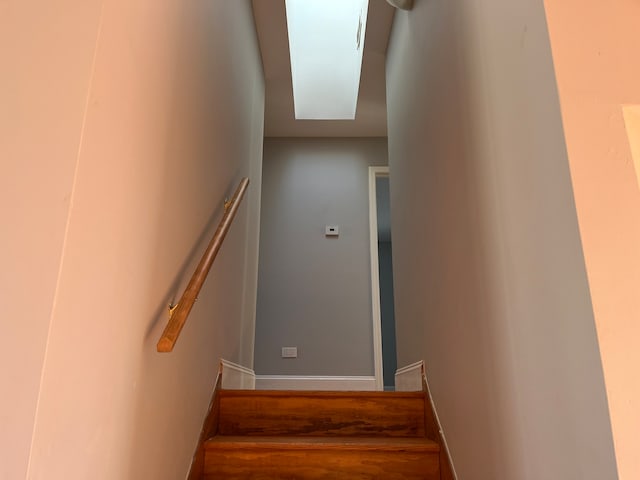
xmin=156 ymin=177 xmax=250 ymax=353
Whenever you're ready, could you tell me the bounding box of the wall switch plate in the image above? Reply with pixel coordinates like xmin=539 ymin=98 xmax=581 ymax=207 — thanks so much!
xmin=281 ymin=346 xmax=298 ymax=358
xmin=325 ymin=225 xmax=339 ymax=236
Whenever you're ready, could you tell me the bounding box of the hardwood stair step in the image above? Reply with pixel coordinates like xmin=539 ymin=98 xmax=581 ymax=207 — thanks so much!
xmin=204 ymin=435 xmax=440 ymax=479
xmin=207 ymin=435 xmax=440 ymax=450
xmin=218 ymin=390 xmax=426 ymax=437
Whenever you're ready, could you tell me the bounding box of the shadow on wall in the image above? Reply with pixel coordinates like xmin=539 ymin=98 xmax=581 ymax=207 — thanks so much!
xmin=388 ymin=5 xmax=508 ymax=477
xmin=386 ymin=0 xmax=616 ymax=479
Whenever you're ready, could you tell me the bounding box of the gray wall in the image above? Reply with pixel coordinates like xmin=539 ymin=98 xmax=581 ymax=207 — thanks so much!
xmin=386 ymin=1 xmax=617 ymax=479
xmin=255 ymin=138 xmax=387 ymax=376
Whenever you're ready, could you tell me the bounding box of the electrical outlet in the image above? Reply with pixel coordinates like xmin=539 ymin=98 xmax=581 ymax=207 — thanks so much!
xmin=325 ymin=225 xmax=339 ymax=236
xmin=281 ymin=346 xmax=298 ymax=358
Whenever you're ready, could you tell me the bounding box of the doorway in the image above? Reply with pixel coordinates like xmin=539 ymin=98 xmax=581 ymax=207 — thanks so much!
xmin=369 ymin=167 xmax=397 ymax=391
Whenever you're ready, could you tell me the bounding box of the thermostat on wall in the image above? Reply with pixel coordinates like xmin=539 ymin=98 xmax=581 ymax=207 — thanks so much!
xmin=325 ymin=225 xmax=339 ymax=237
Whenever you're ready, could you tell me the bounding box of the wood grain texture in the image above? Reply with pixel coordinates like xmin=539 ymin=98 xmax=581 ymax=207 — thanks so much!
xmin=157 ymin=177 xmax=249 ymax=352
xmin=204 ymin=436 xmax=440 ymax=479
xmin=187 ymin=372 xmax=222 ymax=480
xmin=422 ymin=386 xmax=440 ymax=443
xmin=422 ymin=376 xmax=455 ymax=480
xmin=439 ymin=448 xmax=456 ymax=480
xmin=218 ymin=390 xmax=426 ymax=437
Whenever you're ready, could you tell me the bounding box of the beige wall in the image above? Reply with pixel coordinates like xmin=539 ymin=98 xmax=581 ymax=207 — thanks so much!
xmin=544 ymin=2 xmax=640 ymax=478
xmin=0 ymin=2 xmax=104 ymax=478
xmin=1 ymin=1 xmax=264 ymax=479
xmin=386 ymin=0 xmax=617 ymax=478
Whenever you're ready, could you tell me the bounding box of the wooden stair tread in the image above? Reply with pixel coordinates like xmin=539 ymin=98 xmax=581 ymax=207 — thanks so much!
xmin=218 ymin=389 xmax=426 ymax=437
xmin=201 ymin=389 xmax=441 ymax=479
xmin=206 ymin=435 xmax=440 ymax=452
xmin=220 ymin=389 xmax=425 ymax=398
xmin=204 ymin=435 xmax=441 ymax=479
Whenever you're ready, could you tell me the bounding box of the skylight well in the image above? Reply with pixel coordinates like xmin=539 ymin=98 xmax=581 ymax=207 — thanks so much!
xmin=285 ymin=0 xmax=369 ymax=120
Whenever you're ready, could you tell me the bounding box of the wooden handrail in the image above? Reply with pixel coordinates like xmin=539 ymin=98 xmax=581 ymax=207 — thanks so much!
xmin=157 ymin=177 xmax=250 ymax=352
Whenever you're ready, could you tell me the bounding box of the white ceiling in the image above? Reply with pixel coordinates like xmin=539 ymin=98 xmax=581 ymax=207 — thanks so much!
xmin=252 ymin=0 xmax=396 ymax=137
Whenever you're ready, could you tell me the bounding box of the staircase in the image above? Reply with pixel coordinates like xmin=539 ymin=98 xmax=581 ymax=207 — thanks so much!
xmin=201 ymin=389 xmax=443 ymax=479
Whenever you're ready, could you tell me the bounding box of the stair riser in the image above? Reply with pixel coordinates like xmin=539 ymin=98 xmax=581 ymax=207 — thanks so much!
xmin=204 ymin=448 xmax=439 ymax=479
xmin=218 ymin=394 xmax=425 ymax=437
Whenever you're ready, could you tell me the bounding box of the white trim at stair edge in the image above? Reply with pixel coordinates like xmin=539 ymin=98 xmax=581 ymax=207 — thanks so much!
xmin=220 ymin=358 xmax=256 ymax=390
xmin=394 ymin=360 xmax=424 ymax=392
xmin=395 ymin=361 xmax=459 ymax=480
xmin=255 ymin=375 xmax=377 ymax=391
xmin=369 ymin=166 xmax=389 ymax=391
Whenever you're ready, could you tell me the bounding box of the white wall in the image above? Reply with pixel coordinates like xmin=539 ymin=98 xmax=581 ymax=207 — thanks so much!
xmin=254 ymin=138 xmax=387 ymax=376
xmin=386 ymin=1 xmax=617 ymax=479
xmin=1 ymin=1 xmax=264 ymax=479
xmin=543 ymin=2 xmax=640 ymax=478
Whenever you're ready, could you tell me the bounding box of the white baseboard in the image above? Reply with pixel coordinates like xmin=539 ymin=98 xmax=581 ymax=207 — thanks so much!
xmin=395 ymin=360 xmax=458 ymax=480
xmin=255 ymin=375 xmax=377 ymax=391
xmin=394 ymin=360 xmax=424 ymax=392
xmin=220 ymin=359 xmax=256 ymax=390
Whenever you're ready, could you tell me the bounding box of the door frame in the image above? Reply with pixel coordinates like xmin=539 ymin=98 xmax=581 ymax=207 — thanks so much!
xmin=368 ymin=166 xmax=390 ymax=391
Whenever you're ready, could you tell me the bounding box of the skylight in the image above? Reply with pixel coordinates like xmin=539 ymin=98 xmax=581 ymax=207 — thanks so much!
xmin=285 ymin=0 xmax=369 ymax=120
